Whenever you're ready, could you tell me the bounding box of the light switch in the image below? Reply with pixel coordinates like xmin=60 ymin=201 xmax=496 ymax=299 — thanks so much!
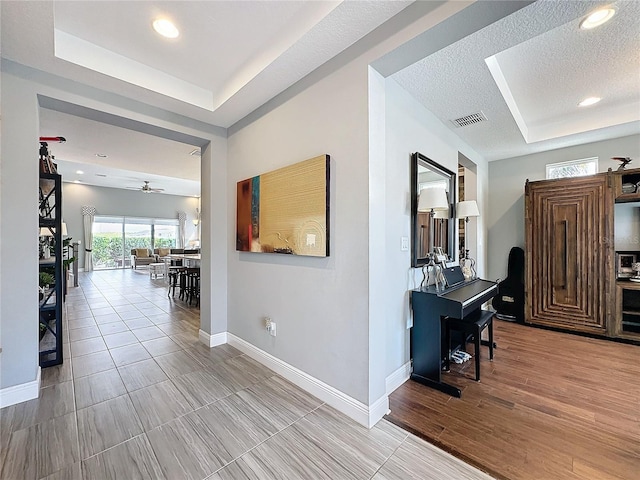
xmin=401 ymin=236 xmax=409 ymax=251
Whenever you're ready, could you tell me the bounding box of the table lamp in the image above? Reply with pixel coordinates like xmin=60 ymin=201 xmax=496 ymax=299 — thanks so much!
xmin=457 ymin=200 xmax=480 ymax=279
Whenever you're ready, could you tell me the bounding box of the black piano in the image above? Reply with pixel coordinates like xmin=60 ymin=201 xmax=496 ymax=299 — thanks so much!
xmin=410 ymin=278 xmax=498 ymax=397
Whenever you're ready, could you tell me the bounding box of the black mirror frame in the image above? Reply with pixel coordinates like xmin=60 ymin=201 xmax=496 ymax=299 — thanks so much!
xmin=410 ymin=152 xmax=456 ymax=267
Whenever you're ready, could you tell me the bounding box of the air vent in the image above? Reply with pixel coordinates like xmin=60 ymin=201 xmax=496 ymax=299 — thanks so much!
xmin=95 ymin=173 xmax=107 ymax=177
xmin=451 ymin=111 xmax=487 ymax=128
xmin=189 ymin=149 xmax=201 ymax=157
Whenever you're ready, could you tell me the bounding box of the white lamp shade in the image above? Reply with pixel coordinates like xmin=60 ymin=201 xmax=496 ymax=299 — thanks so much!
xmin=418 ymin=187 xmax=449 ymax=212
xmin=433 ymin=209 xmax=450 ymax=219
xmin=457 ymin=200 xmax=480 ymax=219
xmin=40 ymin=224 xmax=68 ymax=236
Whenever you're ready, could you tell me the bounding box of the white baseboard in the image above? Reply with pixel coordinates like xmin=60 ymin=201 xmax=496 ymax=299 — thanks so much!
xmin=0 ymin=367 xmax=41 ymax=408
xmin=227 ymin=333 xmax=388 ymax=428
xmin=386 ymin=361 xmax=411 ymax=395
xmin=199 ymin=330 xmax=227 ymax=348
xmin=369 ymin=394 xmax=390 ymax=424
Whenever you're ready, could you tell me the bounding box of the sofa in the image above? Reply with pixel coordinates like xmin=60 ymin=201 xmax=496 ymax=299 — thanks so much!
xmin=130 ymin=248 xmax=157 ymax=269
xmin=153 ymin=247 xmax=173 ymax=261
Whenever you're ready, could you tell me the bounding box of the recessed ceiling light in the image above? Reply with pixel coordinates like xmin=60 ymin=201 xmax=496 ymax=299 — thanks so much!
xmin=76 ymin=170 xmax=84 ymax=175
xmin=578 ymin=96 xmax=602 ymax=107
xmin=580 ymin=8 xmax=615 ymax=30
xmin=95 ymin=153 xmax=108 ymax=158
xmin=153 ymin=18 xmax=179 ymax=38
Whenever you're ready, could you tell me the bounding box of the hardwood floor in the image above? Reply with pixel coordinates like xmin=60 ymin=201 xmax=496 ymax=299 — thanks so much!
xmin=386 ymin=319 xmax=640 ymax=480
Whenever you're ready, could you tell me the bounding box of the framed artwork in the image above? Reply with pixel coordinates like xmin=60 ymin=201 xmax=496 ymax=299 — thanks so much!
xmin=236 ymin=154 xmax=330 ymax=257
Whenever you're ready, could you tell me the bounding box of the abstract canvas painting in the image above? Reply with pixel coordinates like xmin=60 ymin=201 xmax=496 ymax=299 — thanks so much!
xmin=236 ymin=154 xmax=330 ymax=257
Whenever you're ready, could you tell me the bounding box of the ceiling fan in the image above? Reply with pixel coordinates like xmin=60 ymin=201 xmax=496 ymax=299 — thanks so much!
xmin=127 ymin=181 xmax=165 ymax=193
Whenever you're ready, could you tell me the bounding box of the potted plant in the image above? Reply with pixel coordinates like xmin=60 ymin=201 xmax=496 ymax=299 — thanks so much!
xmin=39 ymin=321 xmax=48 ymax=341
xmin=38 ymin=271 xmax=55 ymax=341
xmin=39 ymin=271 xmax=55 ymax=297
xmin=62 ymin=237 xmax=76 ymax=269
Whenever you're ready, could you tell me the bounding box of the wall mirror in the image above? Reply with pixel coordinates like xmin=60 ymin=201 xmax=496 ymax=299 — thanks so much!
xmin=411 ymin=152 xmax=456 ymax=267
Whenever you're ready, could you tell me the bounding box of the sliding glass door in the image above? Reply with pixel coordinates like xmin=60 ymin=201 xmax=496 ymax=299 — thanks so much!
xmin=92 ymin=215 xmax=179 ymax=270
xmin=124 ymin=218 xmax=152 ymax=254
xmin=92 ymin=216 xmax=125 ymax=270
xmin=154 ymin=219 xmax=179 ymax=248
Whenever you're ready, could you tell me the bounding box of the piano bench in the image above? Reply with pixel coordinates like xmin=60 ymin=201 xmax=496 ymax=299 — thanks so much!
xmin=444 ymin=309 xmax=495 ymax=382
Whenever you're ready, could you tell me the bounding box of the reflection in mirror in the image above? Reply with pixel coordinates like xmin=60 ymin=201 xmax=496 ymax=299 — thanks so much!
xmin=411 ymin=152 xmax=456 ymax=267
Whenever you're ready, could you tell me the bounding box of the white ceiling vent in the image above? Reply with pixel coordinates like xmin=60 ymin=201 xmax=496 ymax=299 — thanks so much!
xmin=451 ymin=111 xmax=488 ymax=128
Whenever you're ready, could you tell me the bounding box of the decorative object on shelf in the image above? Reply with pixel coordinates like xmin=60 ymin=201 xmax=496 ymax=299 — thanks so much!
xmin=612 ymin=156 xmax=633 ymax=171
xmin=621 ymin=182 xmax=636 ymax=194
xmin=457 ymin=200 xmax=480 ymax=280
xmin=39 ymin=227 xmax=53 ymax=259
xmin=38 ymin=139 xmax=64 ymax=174
xmin=631 ymin=262 xmax=640 ymax=282
xmin=420 ymin=252 xmax=445 ymax=291
xmin=236 ymin=154 xmax=330 ymax=257
xmin=461 ymin=249 xmax=477 ymax=280
xmin=616 ymin=253 xmax=637 ymax=278
xmin=39 ymin=271 xmax=54 ymax=290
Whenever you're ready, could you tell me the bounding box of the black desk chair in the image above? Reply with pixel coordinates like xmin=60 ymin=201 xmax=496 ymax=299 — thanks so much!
xmin=444 ymin=309 xmax=494 ymax=381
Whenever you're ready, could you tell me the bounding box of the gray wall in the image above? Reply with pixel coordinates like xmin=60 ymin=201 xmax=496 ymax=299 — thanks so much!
xmin=1 ymin=72 xmax=41 ymax=390
xmin=383 ymin=78 xmax=488 ymax=379
xmin=487 ymin=134 xmax=640 ymax=282
xmin=63 ymin=183 xmax=200 ymax=269
xmin=227 ymin=60 xmax=373 ymax=405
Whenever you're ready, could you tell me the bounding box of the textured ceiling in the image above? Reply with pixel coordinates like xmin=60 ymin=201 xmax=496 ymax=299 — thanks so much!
xmin=392 ymin=0 xmax=640 ymax=161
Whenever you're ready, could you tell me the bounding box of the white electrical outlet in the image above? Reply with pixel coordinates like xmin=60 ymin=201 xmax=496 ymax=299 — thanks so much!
xmin=264 ymin=316 xmax=271 ymax=329
xmin=269 ymin=321 xmax=277 ymax=336
xmin=401 ymin=236 xmax=409 ymax=251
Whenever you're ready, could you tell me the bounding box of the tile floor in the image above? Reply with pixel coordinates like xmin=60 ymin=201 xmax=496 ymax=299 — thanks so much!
xmin=1 ymin=268 xmax=493 ymax=479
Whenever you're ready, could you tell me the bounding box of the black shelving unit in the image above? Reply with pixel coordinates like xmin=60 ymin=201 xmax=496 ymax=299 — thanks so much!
xmin=39 ymin=172 xmax=63 ymax=367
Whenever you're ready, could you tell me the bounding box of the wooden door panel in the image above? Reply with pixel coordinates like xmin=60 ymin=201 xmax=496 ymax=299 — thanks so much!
xmin=526 ymin=175 xmax=608 ymax=333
